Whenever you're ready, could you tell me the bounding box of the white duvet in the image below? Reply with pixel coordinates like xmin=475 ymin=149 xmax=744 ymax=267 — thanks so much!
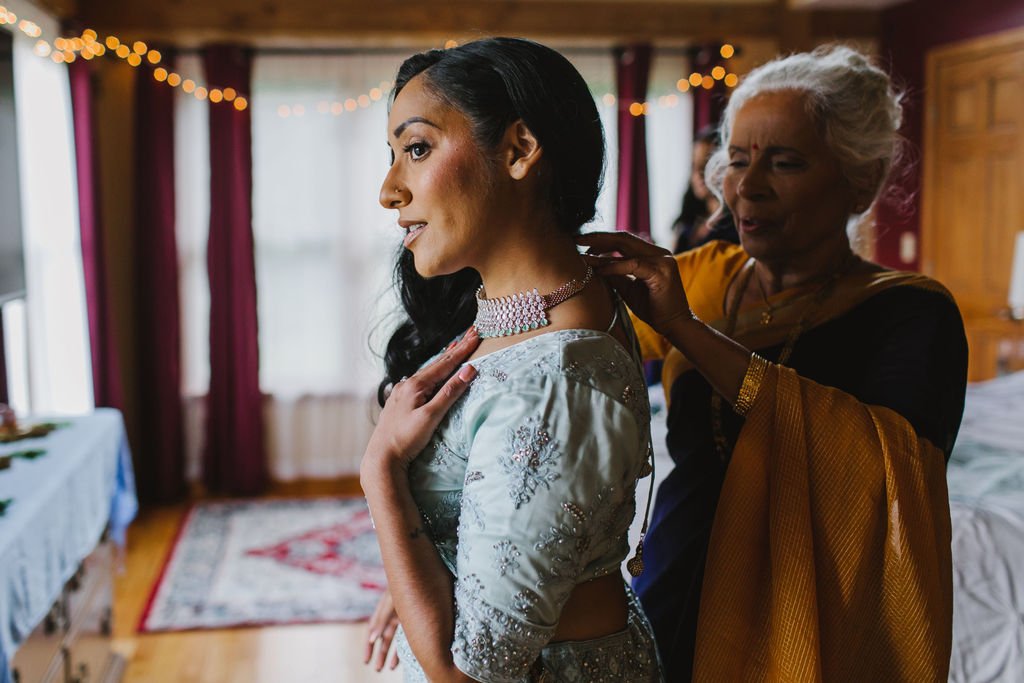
xmin=948 ymin=371 xmax=1024 ymax=683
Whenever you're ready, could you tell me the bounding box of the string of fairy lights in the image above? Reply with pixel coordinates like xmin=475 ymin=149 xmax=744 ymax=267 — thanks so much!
xmin=0 ymin=6 xmax=249 ymax=110
xmin=0 ymin=11 xmax=740 ymax=118
xmin=274 ymin=41 xmax=741 ymax=120
xmin=616 ymin=43 xmax=740 ymax=117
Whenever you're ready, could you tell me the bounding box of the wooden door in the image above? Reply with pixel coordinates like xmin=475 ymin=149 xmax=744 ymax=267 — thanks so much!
xmin=922 ymin=27 xmax=1024 ymax=381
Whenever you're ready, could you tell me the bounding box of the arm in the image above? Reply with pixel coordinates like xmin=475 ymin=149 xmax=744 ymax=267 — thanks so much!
xmin=360 ymin=329 xmax=481 ymax=683
xmin=579 ymin=232 xmax=754 ymax=407
xmin=361 ymin=461 xmax=474 ymax=682
xmin=578 ymin=232 xmax=968 ymax=449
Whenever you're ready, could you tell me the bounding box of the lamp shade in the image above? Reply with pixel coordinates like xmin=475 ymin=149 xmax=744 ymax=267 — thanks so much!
xmin=1010 ymin=231 xmax=1024 ymax=314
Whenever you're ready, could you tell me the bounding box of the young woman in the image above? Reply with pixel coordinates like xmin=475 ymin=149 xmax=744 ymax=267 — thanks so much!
xmin=360 ymin=38 xmax=663 ymax=682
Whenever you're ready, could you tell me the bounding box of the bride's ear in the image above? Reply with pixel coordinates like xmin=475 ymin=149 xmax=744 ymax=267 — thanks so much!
xmin=503 ymin=120 xmax=544 ymax=180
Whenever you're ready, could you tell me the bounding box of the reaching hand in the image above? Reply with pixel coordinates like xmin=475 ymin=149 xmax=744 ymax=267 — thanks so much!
xmin=362 ymin=328 xmax=480 ymax=473
xmin=577 ymin=232 xmax=693 ymax=332
xmin=364 ymin=589 xmax=401 ymax=672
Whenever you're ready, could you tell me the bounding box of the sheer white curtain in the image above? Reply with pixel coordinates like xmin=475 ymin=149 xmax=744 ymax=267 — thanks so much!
xmin=251 ymin=53 xmax=404 ymax=479
xmin=174 ymin=52 xmax=210 ymax=481
xmin=570 ymin=49 xmax=692 ymax=246
xmin=647 ymin=53 xmax=692 ymax=249
xmin=9 ymin=14 xmax=93 ymax=417
xmin=565 ymin=51 xmax=618 ymax=232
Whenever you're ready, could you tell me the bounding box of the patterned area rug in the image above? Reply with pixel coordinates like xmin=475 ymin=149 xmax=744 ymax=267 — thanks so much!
xmin=139 ymin=497 xmax=386 ymax=632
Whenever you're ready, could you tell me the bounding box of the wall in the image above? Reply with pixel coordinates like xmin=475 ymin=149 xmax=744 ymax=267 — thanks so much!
xmin=876 ymin=0 xmax=1024 ymax=269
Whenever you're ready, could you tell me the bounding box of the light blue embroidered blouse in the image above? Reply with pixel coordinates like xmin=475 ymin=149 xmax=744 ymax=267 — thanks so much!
xmin=395 ymin=327 xmax=655 ymax=682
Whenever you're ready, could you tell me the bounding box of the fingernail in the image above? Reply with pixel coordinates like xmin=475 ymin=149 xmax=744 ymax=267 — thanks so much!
xmin=368 ymin=632 xmax=379 ymax=643
xmin=445 ymin=340 xmax=457 ymax=351
xmin=458 ymin=364 xmax=477 ymax=381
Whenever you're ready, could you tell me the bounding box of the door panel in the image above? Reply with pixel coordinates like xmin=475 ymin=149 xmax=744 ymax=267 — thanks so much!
xmin=923 ymin=29 xmax=1024 ymax=379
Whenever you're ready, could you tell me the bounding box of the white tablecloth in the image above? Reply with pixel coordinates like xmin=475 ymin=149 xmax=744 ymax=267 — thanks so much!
xmin=0 ymin=408 xmax=137 ymax=683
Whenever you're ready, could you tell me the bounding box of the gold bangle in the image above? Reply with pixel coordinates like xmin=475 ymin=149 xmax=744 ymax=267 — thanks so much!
xmin=734 ymin=353 xmax=769 ymax=416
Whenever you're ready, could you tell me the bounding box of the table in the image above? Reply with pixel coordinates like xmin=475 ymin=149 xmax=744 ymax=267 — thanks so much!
xmin=0 ymin=409 xmax=137 ymax=683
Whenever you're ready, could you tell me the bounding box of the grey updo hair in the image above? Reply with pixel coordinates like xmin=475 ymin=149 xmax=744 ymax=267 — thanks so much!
xmin=706 ymin=44 xmax=904 ymax=216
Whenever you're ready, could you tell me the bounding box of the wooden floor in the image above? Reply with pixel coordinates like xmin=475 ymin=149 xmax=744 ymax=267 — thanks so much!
xmin=112 ymin=480 xmax=403 ymax=683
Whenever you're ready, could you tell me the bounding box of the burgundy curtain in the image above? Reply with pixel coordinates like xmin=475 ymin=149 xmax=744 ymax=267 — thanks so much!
xmin=202 ymin=45 xmax=266 ymax=496
xmin=615 ymin=44 xmax=652 ymax=238
xmin=689 ymin=44 xmax=728 ymax=137
xmin=69 ymin=59 xmax=123 ymax=410
xmin=0 ymin=314 xmax=7 ymax=404
xmin=134 ymin=49 xmax=186 ymax=503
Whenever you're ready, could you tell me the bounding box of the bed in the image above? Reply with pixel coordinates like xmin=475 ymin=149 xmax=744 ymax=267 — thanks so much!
xmin=948 ymin=370 xmax=1024 ymax=683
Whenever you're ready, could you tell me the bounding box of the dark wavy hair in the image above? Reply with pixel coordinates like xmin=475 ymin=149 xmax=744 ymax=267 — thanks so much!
xmin=378 ymin=38 xmax=605 ymax=405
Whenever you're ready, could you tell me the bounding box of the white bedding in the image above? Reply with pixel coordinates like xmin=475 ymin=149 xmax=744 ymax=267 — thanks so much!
xmin=947 ymin=371 xmax=1024 ymax=683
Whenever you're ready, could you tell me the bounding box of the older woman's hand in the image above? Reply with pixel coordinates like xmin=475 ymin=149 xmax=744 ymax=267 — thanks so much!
xmin=362 ymin=329 xmax=480 ymax=475
xmin=577 ymin=231 xmax=694 ymax=333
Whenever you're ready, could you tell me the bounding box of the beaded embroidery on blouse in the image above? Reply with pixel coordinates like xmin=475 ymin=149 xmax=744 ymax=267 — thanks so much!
xmin=400 ymin=328 xmax=656 ymax=682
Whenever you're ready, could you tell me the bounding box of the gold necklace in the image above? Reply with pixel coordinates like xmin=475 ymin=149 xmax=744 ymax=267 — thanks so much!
xmin=710 ymin=253 xmax=856 ymax=461
xmin=755 ymin=270 xmax=778 ymax=326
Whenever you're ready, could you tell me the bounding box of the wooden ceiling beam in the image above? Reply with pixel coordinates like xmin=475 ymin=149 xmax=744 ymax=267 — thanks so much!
xmin=62 ymin=1 xmax=878 ymax=46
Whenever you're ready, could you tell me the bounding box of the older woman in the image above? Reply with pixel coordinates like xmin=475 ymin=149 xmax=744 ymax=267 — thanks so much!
xmin=581 ymin=45 xmax=968 ymax=682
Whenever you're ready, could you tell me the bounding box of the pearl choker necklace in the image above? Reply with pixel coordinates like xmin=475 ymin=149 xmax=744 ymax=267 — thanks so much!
xmin=474 ymin=266 xmax=594 ymax=339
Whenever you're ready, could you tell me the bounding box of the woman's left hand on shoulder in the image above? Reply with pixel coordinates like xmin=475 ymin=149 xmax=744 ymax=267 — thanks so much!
xmin=362 ymin=329 xmax=480 ymax=475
